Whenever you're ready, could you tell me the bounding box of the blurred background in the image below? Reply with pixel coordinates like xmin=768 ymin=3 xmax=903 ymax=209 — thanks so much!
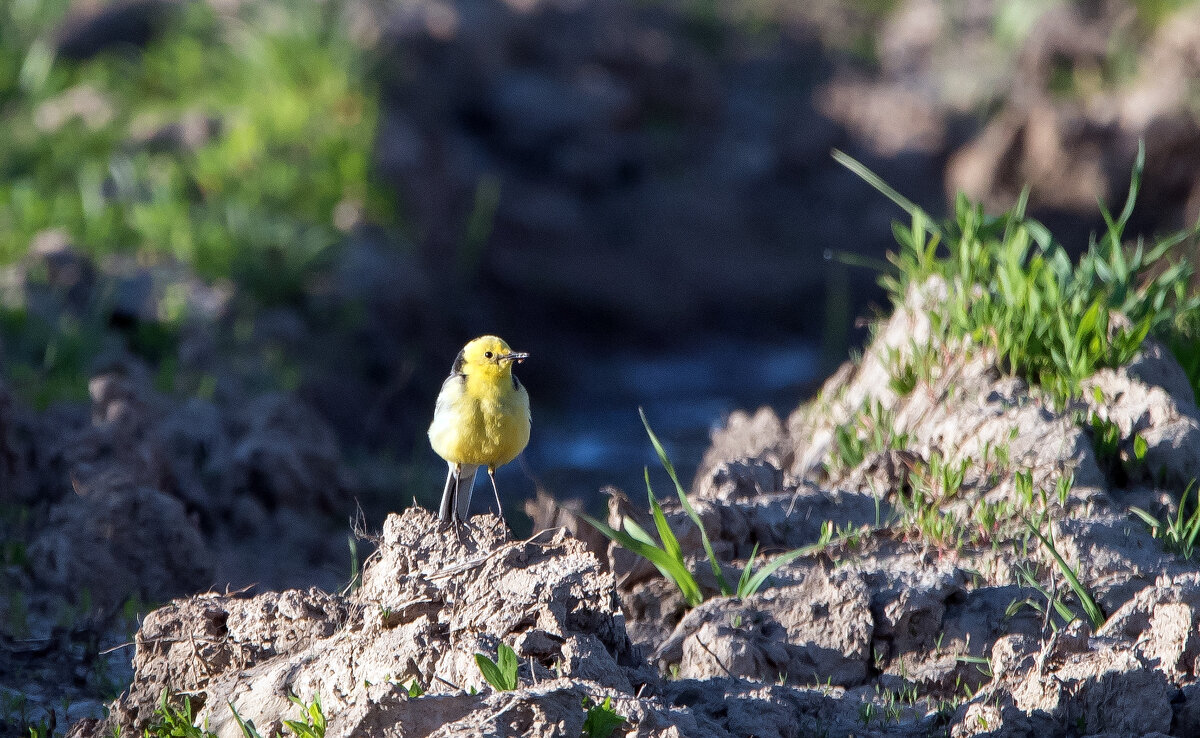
xmin=4 ymin=0 xmax=1200 ymax=729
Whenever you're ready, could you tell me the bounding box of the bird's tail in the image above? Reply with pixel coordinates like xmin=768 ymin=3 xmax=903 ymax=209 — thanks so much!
xmin=438 ymin=463 xmax=479 ymax=522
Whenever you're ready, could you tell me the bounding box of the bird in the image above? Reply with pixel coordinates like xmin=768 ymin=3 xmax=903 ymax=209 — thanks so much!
xmin=428 ymin=335 xmax=531 ymax=528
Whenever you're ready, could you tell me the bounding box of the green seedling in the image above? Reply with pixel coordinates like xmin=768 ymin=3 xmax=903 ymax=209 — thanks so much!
xmin=1009 ymin=560 xmax=1076 ymax=630
xmin=475 ymin=643 xmax=519 ymax=692
xmin=735 ymin=542 xmax=810 ymax=599
xmin=886 ymin=347 xmax=921 ymax=396
xmin=1055 ymin=473 xmax=1074 ymax=507
xmin=581 ymin=696 xmax=625 ymax=738
xmin=1130 ymin=480 xmax=1200 ymax=560
xmin=584 ymin=411 xmax=816 ymax=607
xmin=1090 ymin=414 xmax=1123 ymax=470
xmin=1024 ymin=518 xmax=1106 ymax=629
xmin=142 ymin=689 xmax=216 ymax=738
xmin=827 ymin=401 xmax=909 ymax=475
xmin=283 ymin=694 xmax=326 ymax=738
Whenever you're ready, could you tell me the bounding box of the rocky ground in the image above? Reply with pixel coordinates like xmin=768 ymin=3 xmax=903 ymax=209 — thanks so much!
xmin=8 ymin=0 xmax=1200 ymax=735
xmin=0 ymin=354 xmax=356 ymax=731
xmin=58 ymin=282 xmax=1200 ymax=737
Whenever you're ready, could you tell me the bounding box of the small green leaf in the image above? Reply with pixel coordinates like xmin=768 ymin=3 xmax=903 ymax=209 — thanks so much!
xmin=647 ymin=479 xmax=683 ymax=565
xmin=582 ymin=696 xmax=626 ymax=738
xmin=475 ymin=652 xmax=506 ymax=691
xmin=496 ymin=643 xmax=519 ymax=689
xmin=475 ymin=645 xmax=519 ymax=692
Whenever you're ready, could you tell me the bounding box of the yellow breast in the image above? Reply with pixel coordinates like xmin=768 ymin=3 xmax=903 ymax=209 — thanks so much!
xmin=429 ymin=373 xmax=531 ymax=468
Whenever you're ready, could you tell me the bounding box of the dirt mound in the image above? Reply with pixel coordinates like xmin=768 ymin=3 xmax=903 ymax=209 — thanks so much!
xmin=62 ymin=507 xmax=921 ymax=738
xmin=72 ymin=509 xmax=653 ymax=737
xmin=54 ymin=275 xmax=1200 ymax=736
xmin=4 ymin=363 xmax=354 ymax=607
xmin=592 ymin=279 xmax=1200 ymax=735
xmin=0 ymin=320 xmax=356 ymax=731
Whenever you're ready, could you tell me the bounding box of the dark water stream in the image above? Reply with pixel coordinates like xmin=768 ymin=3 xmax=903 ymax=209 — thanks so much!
xmin=505 ymin=337 xmax=821 ymax=523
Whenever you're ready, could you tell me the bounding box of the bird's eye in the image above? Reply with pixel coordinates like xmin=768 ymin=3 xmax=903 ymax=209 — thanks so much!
xmin=484 ymin=351 xmax=493 ymax=359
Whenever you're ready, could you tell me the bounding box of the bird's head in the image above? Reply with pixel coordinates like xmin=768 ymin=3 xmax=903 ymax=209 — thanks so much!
xmin=456 ymin=335 xmax=528 ymax=379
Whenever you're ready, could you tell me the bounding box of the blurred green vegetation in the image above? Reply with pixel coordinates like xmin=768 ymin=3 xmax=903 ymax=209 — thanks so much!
xmin=0 ymin=306 xmax=100 ymax=406
xmin=0 ymin=0 xmax=395 ymax=405
xmin=1 ymin=0 xmax=392 ymax=299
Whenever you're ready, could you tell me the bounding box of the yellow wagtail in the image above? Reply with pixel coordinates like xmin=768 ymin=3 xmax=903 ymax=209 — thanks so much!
xmin=429 ymin=335 xmax=531 ymax=526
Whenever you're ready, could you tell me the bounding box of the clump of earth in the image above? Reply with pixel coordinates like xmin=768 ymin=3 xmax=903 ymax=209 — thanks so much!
xmin=64 ymin=281 xmax=1200 ymax=737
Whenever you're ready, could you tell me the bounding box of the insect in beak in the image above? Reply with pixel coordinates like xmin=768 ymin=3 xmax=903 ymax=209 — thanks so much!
xmin=499 ymin=351 xmax=529 ymax=364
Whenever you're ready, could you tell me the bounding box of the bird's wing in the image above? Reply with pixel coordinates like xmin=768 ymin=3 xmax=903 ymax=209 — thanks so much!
xmin=434 ymin=372 xmax=465 ymax=413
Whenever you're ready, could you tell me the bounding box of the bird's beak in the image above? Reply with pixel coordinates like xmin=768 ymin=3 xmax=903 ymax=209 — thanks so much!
xmin=499 ymin=351 xmax=529 ymax=364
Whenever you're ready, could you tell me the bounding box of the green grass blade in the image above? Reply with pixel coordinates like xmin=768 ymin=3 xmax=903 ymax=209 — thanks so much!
xmin=1048 ymin=593 xmax=1076 ymax=623
xmin=622 ymin=516 xmax=658 ymax=549
xmin=1129 ymin=506 xmax=1161 ymax=530
xmin=735 ymin=543 xmax=760 ymax=598
xmin=620 ymin=514 xmax=698 ymax=591
xmin=1182 ymin=481 xmax=1200 ymax=553
xmin=580 ymin=512 xmax=703 ymax=606
xmin=831 ymin=150 xmax=933 ymax=230
xmin=1025 ymin=518 xmax=1106 ymax=629
xmin=229 ymin=704 xmax=265 ymax=738
xmin=647 ymin=471 xmax=684 ymax=564
xmin=827 ymin=249 xmax=892 ymax=272
xmin=738 ymin=547 xmax=809 ymax=599
xmin=1116 ymin=139 xmax=1145 ymax=231
xmin=639 ymin=408 xmax=731 ymax=596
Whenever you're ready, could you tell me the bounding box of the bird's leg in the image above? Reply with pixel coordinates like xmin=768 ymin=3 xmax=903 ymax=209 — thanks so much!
xmin=488 ymin=467 xmax=508 ymax=539
xmin=452 ymin=464 xmax=463 ymax=524
xmin=452 ymin=464 xmax=466 ymax=543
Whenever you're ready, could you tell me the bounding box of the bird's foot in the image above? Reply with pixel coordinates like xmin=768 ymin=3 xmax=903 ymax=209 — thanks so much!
xmin=444 ymin=517 xmax=467 ymax=545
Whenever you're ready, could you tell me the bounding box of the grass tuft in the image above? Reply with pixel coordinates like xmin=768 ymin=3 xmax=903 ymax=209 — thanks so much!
xmin=1024 ymin=517 xmax=1106 ymax=630
xmin=143 ymin=689 xmax=215 ymax=738
xmin=0 ymin=1 xmax=395 ymax=301
xmin=1130 ymin=480 xmax=1200 ymax=560
xmin=838 ymin=142 xmax=1200 ymax=402
xmin=583 ymin=410 xmax=819 ymax=608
